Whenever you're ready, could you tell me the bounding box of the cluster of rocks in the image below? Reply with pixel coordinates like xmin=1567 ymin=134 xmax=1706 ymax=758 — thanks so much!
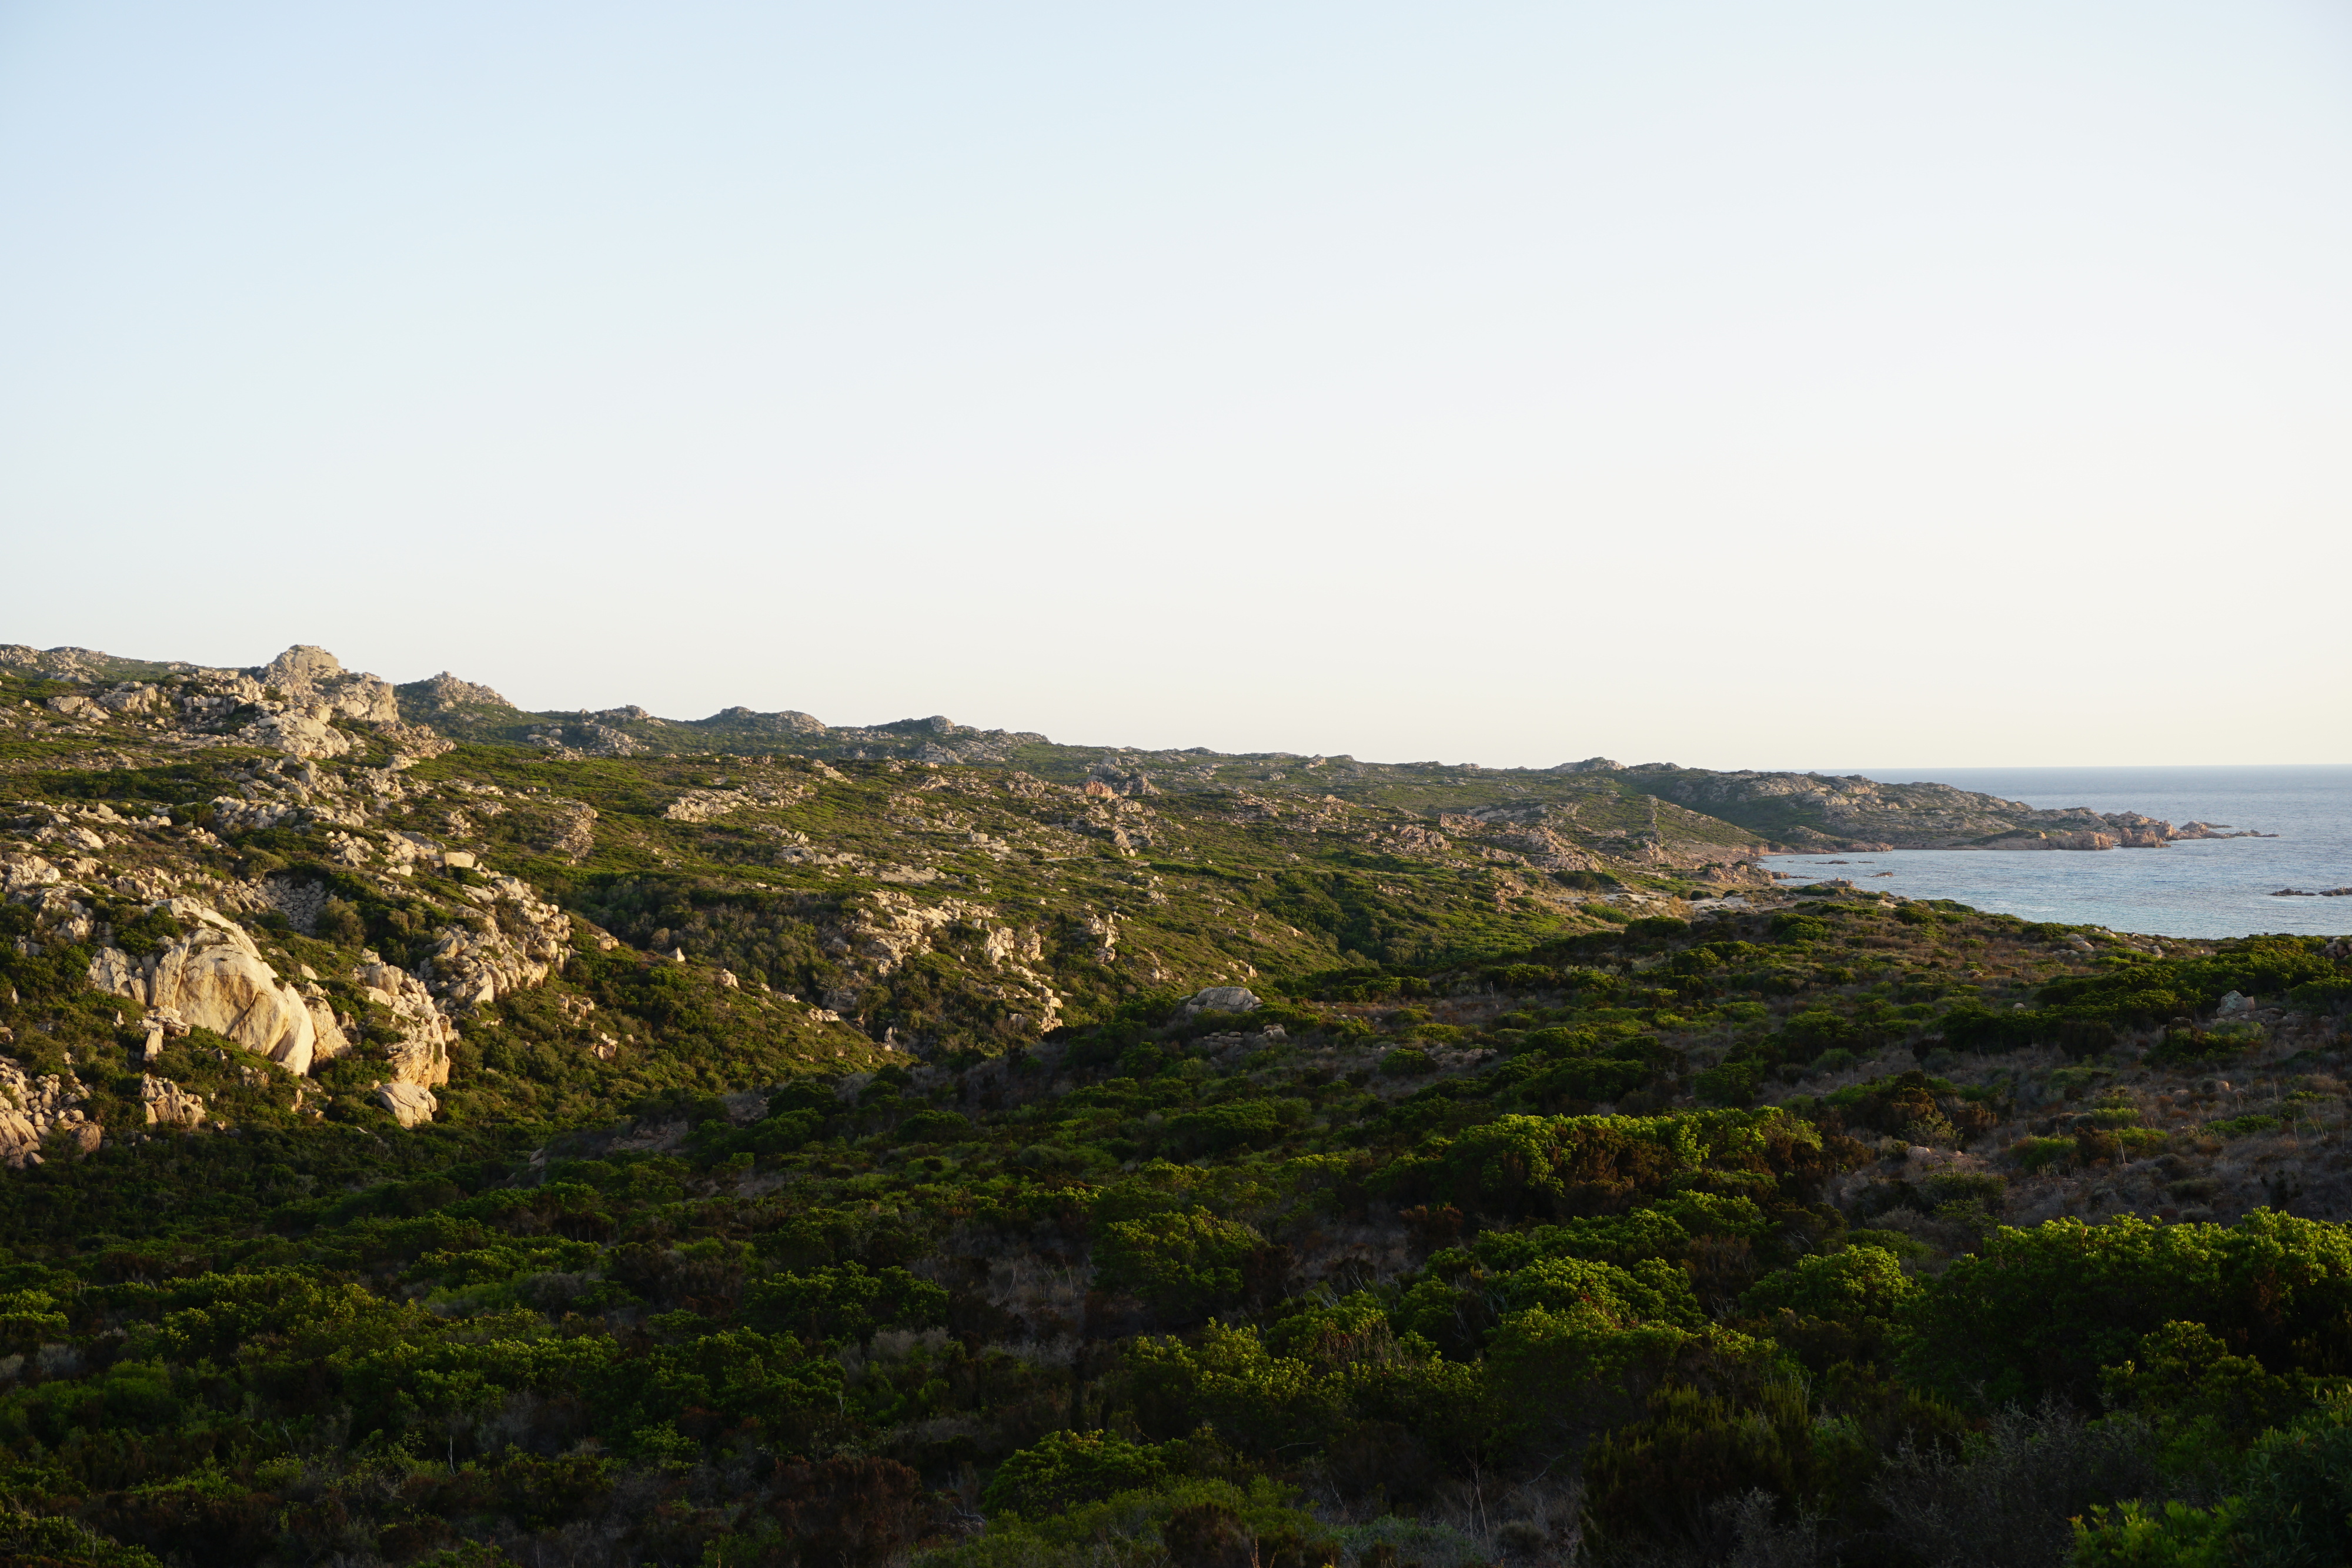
xmin=397 ymin=670 xmax=515 ymax=714
xmin=0 ymin=1058 xmax=101 ymax=1168
xmin=1085 ymin=761 xmax=1160 ymax=797
xmin=819 ymin=890 xmax=1064 ymax=1036
xmin=2 ymin=751 xmax=578 ymax=1133
xmin=502 ymin=699 xmax=1045 ymax=765
xmin=1181 ymin=985 xmax=1262 ymax=1016
xmin=415 ymin=874 xmax=574 ymax=1015
xmin=1063 ymin=789 xmax=1158 ymax=856
xmin=1188 ymin=1025 xmax=1289 ymax=1066
xmin=526 ymin=721 xmax=644 ymax=758
xmin=4 ymin=644 xmax=454 ymax=764
xmin=662 ymin=780 xmax=810 ymax=823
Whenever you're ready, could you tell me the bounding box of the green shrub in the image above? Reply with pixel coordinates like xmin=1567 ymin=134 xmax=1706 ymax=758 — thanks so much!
xmin=1118 ymin=1043 xmax=1173 ymax=1078
xmin=315 ymin=897 xmax=368 ymax=948
xmin=2204 ymin=1114 xmax=2279 ymax=1139
xmin=1901 ymin=1210 xmax=2352 ymax=1409
xmin=1581 ymin=1381 xmax=1823 ymax=1552
xmin=1938 ymin=1004 xmax=2043 ymax=1055
xmin=898 ymin=1108 xmax=971 ymax=1143
xmin=2072 ymin=1405 xmax=2352 ymax=1566
xmin=1524 ymin=1055 xmax=1655 ymax=1104
xmin=1094 ymin=1208 xmax=1269 ymax=1318
xmin=1415 ymin=1109 xmax=1815 ymax=1222
xmin=1124 ymin=1325 xmax=1342 ymax=1455
xmin=2100 ymin=1320 xmax=2308 ymax=1464
xmin=980 ymin=1430 xmax=1175 ymax=1517
xmin=1523 ymin=1025 xmax=1601 ymax=1055
xmin=0 ymin=1506 xmax=162 ymax=1568
xmin=2146 ymin=1024 xmax=2259 ymax=1068
xmin=1920 ymin=1171 xmax=2007 ymax=1211
xmin=743 ymin=1263 xmax=947 ymax=1343
xmin=1162 ymin=1101 xmax=1286 ymax=1155
xmin=1740 ymin=1248 xmax=1917 ymax=1328
xmin=930 ymin=1475 xmax=1335 ymax=1568
xmin=1498 ymin=1255 xmax=1705 ymax=1329
xmin=1693 ymin=1058 xmax=1765 ymax=1106
xmin=0 ymin=1289 xmax=70 ymax=1352
xmin=1769 ymin=915 xmax=1827 ymax=945
xmin=1379 ymin=1048 xmax=1434 ymax=1078
xmin=1843 ymin=1229 xmax=1930 ymax=1262
xmin=2011 ymin=1137 xmax=2077 ymax=1173
xmin=2286 ymin=978 xmax=2352 ymax=1014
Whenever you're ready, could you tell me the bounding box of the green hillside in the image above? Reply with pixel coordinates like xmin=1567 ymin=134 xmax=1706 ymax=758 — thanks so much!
xmin=2 ymin=646 xmax=2350 ymax=1567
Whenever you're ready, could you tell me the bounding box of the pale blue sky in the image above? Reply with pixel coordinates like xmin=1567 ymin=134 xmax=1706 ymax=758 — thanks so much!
xmin=3 ymin=2 xmax=2347 ymax=765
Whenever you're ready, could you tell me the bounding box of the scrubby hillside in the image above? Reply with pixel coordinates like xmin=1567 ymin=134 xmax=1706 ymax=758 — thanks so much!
xmin=2 ymin=641 xmax=2220 ymax=862
xmin=3 ymin=641 xmax=2351 ymax=1568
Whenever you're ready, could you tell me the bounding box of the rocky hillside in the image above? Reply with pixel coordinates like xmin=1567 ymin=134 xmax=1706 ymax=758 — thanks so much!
xmin=0 ymin=643 xmax=1786 ymax=1153
xmin=3 ymin=641 xmax=2229 ymax=862
xmin=0 ymin=641 xmax=2291 ymax=1152
xmin=5 ymin=640 xmax=2350 ymax=1568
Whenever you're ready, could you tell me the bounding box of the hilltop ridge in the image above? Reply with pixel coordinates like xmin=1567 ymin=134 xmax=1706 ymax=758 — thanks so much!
xmin=0 ymin=641 xmax=2229 ymax=858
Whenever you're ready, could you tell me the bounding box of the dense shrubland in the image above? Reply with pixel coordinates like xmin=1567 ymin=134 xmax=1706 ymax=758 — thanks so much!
xmin=4 ymin=891 xmax=2351 ymax=1567
xmin=6 ymin=673 xmax=2352 ymax=1565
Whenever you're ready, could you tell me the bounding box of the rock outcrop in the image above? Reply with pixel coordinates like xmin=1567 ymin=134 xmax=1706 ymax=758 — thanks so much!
xmin=415 ymin=876 xmax=572 ymax=1014
xmin=812 ymin=891 xmax=1064 ymax=1034
xmin=662 ymin=783 xmax=808 ymax=823
xmin=87 ymin=900 xmax=350 ymax=1075
xmin=373 ymin=1080 xmax=439 ymax=1129
xmin=1184 ymin=986 xmax=1262 ymax=1015
xmin=0 ymin=1059 xmax=100 ymax=1168
xmin=399 ymin=671 xmax=516 ymax=713
xmin=219 ymin=647 xmax=405 ymax=758
xmin=139 ymin=1074 xmax=206 ymax=1128
xmin=1981 ymin=830 xmax=2118 ymax=852
xmin=352 ymin=961 xmax=458 ymax=1088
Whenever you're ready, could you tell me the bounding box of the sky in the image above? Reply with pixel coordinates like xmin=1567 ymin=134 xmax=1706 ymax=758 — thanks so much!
xmin=2 ymin=1 xmax=2348 ymax=770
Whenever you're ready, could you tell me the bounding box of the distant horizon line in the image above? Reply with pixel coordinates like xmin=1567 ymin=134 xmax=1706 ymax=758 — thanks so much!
xmin=1816 ymin=763 xmax=2351 ymax=773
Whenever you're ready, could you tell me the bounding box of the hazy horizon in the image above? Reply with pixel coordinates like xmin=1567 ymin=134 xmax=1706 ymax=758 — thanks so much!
xmin=6 ymin=3 xmax=2347 ymax=768
xmin=14 ymin=633 xmax=2352 ymax=777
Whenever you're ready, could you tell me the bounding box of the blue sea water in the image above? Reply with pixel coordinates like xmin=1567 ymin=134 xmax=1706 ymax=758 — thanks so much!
xmin=1760 ymin=765 xmax=2352 ymax=940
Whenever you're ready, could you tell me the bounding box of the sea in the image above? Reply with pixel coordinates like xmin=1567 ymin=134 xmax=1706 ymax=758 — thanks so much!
xmin=1759 ymin=765 xmax=2352 ymax=941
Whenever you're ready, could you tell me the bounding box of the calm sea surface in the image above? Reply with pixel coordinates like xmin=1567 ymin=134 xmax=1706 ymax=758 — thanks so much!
xmin=1759 ymin=765 xmax=2352 ymax=940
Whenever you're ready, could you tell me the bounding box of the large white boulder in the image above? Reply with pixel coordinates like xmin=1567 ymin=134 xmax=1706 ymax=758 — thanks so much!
xmin=87 ymin=900 xmax=332 ymax=1074
xmin=0 ymin=1108 xmax=39 ymax=1169
xmin=374 ymin=1081 xmax=439 ymax=1128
